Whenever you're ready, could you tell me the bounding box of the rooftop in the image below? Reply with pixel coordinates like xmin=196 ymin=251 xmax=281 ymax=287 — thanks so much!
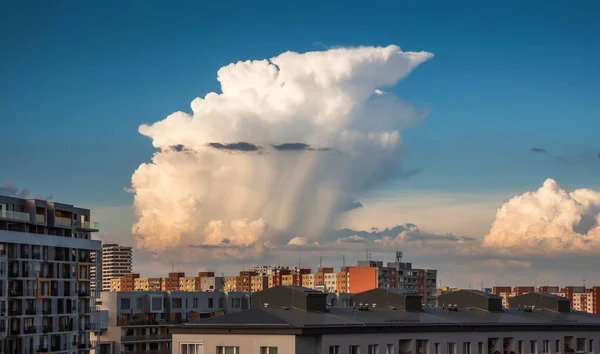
xmin=171 ymin=306 xmax=600 ymax=335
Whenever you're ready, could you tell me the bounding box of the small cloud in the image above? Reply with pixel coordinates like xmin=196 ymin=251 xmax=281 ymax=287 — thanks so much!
xmin=530 ymin=147 xmax=547 ymax=153
xmin=0 ymin=182 xmax=30 ymax=198
xmin=287 ymin=236 xmax=319 ymax=247
xmin=272 ymin=143 xmax=310 ymax=151
xmin=338 ymin=199 xmax=364 ymax=212
xmin=335 ymin=235 xmax=366 ymax=244
xmin=169 ymin=144 xmax=191 ymax=152
xmin=208 ymin=142 xmax=261 ymax=152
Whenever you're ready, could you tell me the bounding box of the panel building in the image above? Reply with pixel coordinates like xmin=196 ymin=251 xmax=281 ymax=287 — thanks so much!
xmin=0 ymin=195 xmax=101 ymax=353
xmin=91 ymin=243 xmax=132 ymax=293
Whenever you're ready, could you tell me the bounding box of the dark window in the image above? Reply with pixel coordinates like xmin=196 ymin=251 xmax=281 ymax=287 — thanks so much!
xmin=208 ymin=298 xmax=213 ymax=308
xmin=120 ymin=298 xmax=130 ymax=310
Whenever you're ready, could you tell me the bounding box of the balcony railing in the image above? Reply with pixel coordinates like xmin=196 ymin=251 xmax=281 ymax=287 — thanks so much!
xmin=24 ymin=326 xmax=37 ymax=334
xmin=79 ymin=221 xmax=99 ymax=231
xmin=54 ymin=217 xmax=73 ymax=227
xmin=121 ymin=351 xmax=172 ymax=354
xmin=37 ymin=347 xmax=48 ymax=353
xmin=35 ymin=214 xmax=45 ymax=223
xmin=0 ymin=210 xmax=31 ymax=222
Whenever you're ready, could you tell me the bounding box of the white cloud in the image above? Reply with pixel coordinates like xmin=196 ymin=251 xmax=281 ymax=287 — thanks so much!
xmin=129 ymin=45 xmax=433 ymax=253
xmin=483 ymin=179 xmax=600 ymax=253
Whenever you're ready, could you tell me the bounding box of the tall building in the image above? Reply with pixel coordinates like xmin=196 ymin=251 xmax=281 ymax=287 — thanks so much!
xmin=0 ymin=195 xmax=101 ymax=353
xmin=92 ymin=243 xmax=132 ymax=292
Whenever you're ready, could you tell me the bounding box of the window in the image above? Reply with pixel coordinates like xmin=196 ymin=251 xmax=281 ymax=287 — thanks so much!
xmin=368 ymin=345 xmax=379 ymax=354
xmin=136 ymin=298 xmax=143 ymax=310
xmin=219 ymin=298 xmax=224 ymax=308
xmin=172 ymin=298 xmax=182 ymax=309
xmin=387 ymin=344 xmax=395 ymax=354
xmin=530 ymin=341 xmax=537 ymax=354
xmin=478 ymin=343 xmax=484 ymax=354
xmin=350 ymin=345 xmax=360 ymax=354
xmin=151 ymin=296 xmax=162 ymax=312
xmin=448 ymin=343 xmax=456 ymax=354
xmin=260 ymin=347 xmax=278 ymax=354
xmin=232 ymin=298 xmax=241 ymax=308
xmin=589 ymin=340 xmax=594 ymax=353
xmin=216 ymin=347 xmax=239 ymax=354
xmin=519 ymin=341 xmax=524 ymax=354
xmin=435 ymin=343 xmax=440 ymax=354
xmin=329 ymin=346 xmax=340 ymax=354
xmin=556 ymin=340 xmax=561 ymax=354
xmin=577 ymin=339 xmax=586 ymax=353
xmin=208 ymin=298 xmax=214 ymax=308
xmin=543 ymin=341 xmax=550 ymax=354
xmin=463 ymin=343 xmax=471 ymax=354
xmin=193 ymin=298 xmax=198 ymax=308
xmin=120 ymin=298 xmax=130 ymax=310
xmin=180 ymin=343 xmax=204 ymax=354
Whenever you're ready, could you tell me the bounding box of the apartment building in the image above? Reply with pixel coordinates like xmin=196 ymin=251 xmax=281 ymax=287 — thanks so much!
xmin=93 ymin=290 xmax=251 ymax=353
xmin=171 ymin=286 xmax=600 ymax=354
xmin=178 ymin=277 xmax=198 ymax=292
xmin=491 ymin=286 xmax=600 ymax=314
xmin=0 ymin=195 xmax=101 ymax=353
xmin=134 ymin=277 xmax=162 ymax=291
xmin=91 ymin=244 xmax=132 ymax=293
xmin=324 ymin=272 xmax=338 ymax=292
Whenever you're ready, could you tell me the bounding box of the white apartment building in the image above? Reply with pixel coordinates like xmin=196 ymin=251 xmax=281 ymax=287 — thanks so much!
xmin=324 ymin=272 xmax=337 ymax=293
xmin=90 ymin=244 xmax=132 ymax=292
xmin=171 ymin=287 xmax=600 ymax=354
xmin=0 ymin=195 xmax=101 ymax=353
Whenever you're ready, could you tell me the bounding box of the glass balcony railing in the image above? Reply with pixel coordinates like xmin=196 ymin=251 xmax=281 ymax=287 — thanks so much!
xmin=79 ymin=221 xmax=99 ymax=230
xmin=35 ymin=214 xmax=45 ymax=223
xmin=54 ymin=217 xmax=73 ymax=227
xmin=0 ymin=210 xmax=31 ymax=222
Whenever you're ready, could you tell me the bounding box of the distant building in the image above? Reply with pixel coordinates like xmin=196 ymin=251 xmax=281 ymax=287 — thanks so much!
xmin=91 ymin=243 xmax=132 ymax=292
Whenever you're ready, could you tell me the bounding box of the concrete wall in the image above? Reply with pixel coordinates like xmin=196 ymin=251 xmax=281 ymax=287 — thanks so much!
xmin=172 ymin=333 xmax=296 ymax=354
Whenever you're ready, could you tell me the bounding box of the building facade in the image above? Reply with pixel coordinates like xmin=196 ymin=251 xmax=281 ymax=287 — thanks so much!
xmin=0 ymin=195 xmax=101 ymax=353
xmin=93 ymin=290 xmax=251 ymax=354
xmin=91 ymin=244 xmax=132 ymax=293
xmin=171 ymin=287 xmax=600 ymax=354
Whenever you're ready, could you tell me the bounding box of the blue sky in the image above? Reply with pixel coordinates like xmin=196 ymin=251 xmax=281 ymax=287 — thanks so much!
xmin=1 ymin=0 xmax=599 ymax=207
xmin=2 ymin=1 xmax=600 ymax=283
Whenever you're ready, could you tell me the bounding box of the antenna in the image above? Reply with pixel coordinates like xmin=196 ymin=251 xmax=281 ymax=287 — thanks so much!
xmin=396 ymin=250 xmax=402 ymax=263
xmin=319 ymin=256 xmax=323 ymax=270
xmin=583 ymin=276 xmax=587 ymax=288
xmin=298 ymin=256 xmax=301 ymax=270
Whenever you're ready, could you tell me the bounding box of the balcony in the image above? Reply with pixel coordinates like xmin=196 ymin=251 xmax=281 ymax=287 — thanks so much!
xmin=54 ymin=217 xmax=72 ymax=228
xmin=35 ymin=214 xmax=45 ymax=223
xmin=25 ymin=308 xmax=36 ymax=315
xmin=24 ymin=326 xmax=37 ymax=334
xmin=43 ymin=325 xmax=52 ymax=333
xmin=78 ymin=221 xmax=99 ymax=231
xmin=121 ymin=351 xmax=172 ymax=354
xmin=0 ymin=209 xmax=31 ymax=222
xmin=36 ymin=346 xmax=48 ymax=353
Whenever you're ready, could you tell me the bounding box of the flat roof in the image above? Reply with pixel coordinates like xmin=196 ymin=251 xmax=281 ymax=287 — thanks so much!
xmin=171 ymin=306 xmax=600 ymax=335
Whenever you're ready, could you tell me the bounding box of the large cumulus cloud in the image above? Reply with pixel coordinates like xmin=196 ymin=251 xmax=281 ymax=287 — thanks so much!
xmin=129 ymin=45 xmax=433 ymax=253
xmin=483 ymin=179 xmax=600 ymax=252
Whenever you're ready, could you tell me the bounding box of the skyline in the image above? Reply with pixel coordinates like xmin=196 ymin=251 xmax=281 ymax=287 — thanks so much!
xmin=1 ymin=1 xmax=600 ymax=286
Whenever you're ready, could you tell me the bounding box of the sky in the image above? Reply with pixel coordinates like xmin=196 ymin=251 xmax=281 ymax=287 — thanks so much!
xmin=1 ymin=1 xmax=599 ymax=287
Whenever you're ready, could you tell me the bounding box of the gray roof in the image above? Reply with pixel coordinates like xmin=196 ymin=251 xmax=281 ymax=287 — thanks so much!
xmin=171 ymin=306 xmax=600 ymax=335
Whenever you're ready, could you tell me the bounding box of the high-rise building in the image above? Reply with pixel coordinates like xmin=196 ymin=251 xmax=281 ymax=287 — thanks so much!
xmin=0 ymin=195 xmax=101 ymax=353
xmin=91 ymin=243 xmax=132 ymax=292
